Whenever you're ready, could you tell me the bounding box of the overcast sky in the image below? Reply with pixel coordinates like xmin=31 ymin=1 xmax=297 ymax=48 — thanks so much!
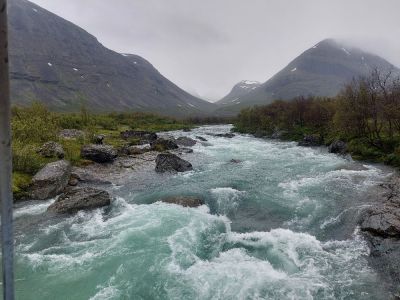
xmin=29 ymin=0 xmax=400 ymax=102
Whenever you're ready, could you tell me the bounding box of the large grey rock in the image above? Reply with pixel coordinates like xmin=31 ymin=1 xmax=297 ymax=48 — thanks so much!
xmin=30 ymin=160 xmax=71 ymax=200
xmin=176 ymin=137 xmax=197 ymax=147
xmin=360 ymin=205 xmax=400 ymax=237
xmin=155 ymin=153 xmax=193 ymax=173
xmin=359 ymin=177 xmax=400 ymax=288
xmin=298 ymin=134 xmax=323 ymax=147
xmin=151 ymin=138 xmax=179 ymax=151
xmin=37 ymin=141 xmax=64 ymax=159
xmin=120 ymin=131 xmax=157 ymax=144
xmin=47 ymin=187 xmax=111 ymax=214
xmin=81 ymin=144 xmax=117 ymax=163
xmin=161 ymin=196 xmax=204 ymax=208
xmin=328 ymin=140 xmax=347 ymax=155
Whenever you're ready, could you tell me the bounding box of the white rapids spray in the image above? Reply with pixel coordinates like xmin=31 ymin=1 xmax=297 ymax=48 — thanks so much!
xmin=10 ymin=125 xmax=394 ymax=299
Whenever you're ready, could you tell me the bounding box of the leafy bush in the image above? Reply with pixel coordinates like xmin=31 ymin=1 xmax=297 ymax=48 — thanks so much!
xmin=12 ymin=140 xmax=50 ymax=174
xmin=11 ymin=102 xmax=59 ymax=144
xmin=12 ymin=172 xmax=32 ymax=200
xmin=10 ymin=103 xmax=195 ymax=184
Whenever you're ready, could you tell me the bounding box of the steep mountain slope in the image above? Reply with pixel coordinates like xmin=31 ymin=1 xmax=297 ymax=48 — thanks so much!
xmin=8 ymin=0 xmax=215 ymax=117
xmin=216 ymin=80 xmax=261 ymax=105
xmin=217 ymin=39 xmax=400 ymax=115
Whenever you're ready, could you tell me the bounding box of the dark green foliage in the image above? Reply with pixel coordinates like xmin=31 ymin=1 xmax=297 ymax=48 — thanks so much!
xmin=11 ymin=102 xmax=59 ymax=144
xmin=12 ymin=172 xmax=32 ymax=200
xmin=234 ymin=70 xmax=400 ymax=167
xmin=10 ymin=103 xmax=195 ymax=199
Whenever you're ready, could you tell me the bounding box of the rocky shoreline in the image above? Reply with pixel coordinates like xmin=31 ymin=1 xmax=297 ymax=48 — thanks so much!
xmin=18 ymin=128 xmax=400 ymax=296
xmin=359 ymin=176 xmax=400 ymax=295
xmin=22 ymin=130 xmax=212 ymax=214
xmin=250 ymin=130 xmax=400 ymax=295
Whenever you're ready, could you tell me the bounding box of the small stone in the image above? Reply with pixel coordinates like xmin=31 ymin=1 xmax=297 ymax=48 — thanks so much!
xmin=161 ymin=196 xmax=204 ymax=207
xmin=196 ymin=136 xmax=208 ymax=142
xmin=37 ymin=141 xmax=64 ymax=159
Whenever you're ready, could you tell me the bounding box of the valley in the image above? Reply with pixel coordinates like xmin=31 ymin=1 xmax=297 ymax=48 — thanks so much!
xmin=2 ymin=0 xmax=400 ymax=299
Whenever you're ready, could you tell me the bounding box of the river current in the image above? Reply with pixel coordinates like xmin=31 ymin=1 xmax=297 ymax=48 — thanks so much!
xmin=9 ymin=125 xmax=395 ymax=299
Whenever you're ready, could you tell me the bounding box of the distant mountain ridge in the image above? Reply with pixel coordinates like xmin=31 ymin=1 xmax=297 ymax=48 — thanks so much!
xmin=216 ymin=80 xmax=261 ymax=105
xmin=8 ymin=0 xmax=216 ymax=117
xmin=217 ymin=39 xmax=400 ymax=115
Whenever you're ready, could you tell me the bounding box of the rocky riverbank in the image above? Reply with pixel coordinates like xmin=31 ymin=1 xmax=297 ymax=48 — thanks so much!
xmin=359 ymin=176 xmax=400 ymax=295
xmin=22 ymin=130 xmax=211 ymax=214
xmin=12 ymin=124 xmax=400 ymax=299
xmin=239 ymin=130 xmax=400 ymax=295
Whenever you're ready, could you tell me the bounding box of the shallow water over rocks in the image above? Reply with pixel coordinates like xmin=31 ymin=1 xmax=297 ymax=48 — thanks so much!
xmin=8 ymin=125 xmax=397 ymax=299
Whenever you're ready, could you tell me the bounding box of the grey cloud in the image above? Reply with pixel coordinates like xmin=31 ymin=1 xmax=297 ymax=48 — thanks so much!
xmin=29 ymin=0 xmax=400 ymax=101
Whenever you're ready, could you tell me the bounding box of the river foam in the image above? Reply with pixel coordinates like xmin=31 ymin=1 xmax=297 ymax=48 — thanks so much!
xmin=9 ymin=125 xmax=393 ymax=299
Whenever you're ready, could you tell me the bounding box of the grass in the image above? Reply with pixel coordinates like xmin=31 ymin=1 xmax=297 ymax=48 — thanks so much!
xmin=11 ymin=103 xmax=195 ymax=201
xmin=12 ymin=172 xmax=32 ymax=200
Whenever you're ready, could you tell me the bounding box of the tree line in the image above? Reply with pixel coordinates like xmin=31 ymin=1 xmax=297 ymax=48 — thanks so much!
xmin=234 ymin=69 xmax=400 ymax=166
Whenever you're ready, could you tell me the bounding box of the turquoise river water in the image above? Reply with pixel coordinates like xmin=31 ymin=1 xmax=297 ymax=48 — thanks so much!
xmin=3 ymin=125 xmax=396 ymax=299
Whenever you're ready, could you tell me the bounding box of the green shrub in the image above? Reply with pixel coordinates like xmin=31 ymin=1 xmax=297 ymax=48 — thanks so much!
xmin=11 ymin=102 xmax=59 ymax=144
xmin=12 ymin=172 xmax=32 ymax=200
xmin=60 ymin=139 xmax=83 ymax=165
xmin=12 ymin=141 xmax=50 ymax=174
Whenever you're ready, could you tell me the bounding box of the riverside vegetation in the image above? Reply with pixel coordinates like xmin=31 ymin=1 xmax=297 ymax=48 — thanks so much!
xmin=234 ymin=70 xmax=400 ymax=167
xmin=11 ymin=102 xmax=193 ymax=200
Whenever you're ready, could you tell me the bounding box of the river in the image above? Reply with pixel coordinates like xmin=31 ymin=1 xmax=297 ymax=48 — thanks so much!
xmin=10 ymin=125 xmax=395 ymax=299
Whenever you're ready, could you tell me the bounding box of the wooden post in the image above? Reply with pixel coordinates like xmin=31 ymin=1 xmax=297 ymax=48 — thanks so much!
xmin=0 ymin=0 xmax=15 ymax=299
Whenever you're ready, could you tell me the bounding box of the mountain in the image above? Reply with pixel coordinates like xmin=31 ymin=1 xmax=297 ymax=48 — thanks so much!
xmin=8 ymin=0 xmax=215 ymax=117
xmin=216 ymin=80 xmax=261 ymax=106
xmin=217 ymin=39 xmax=400 ymax=115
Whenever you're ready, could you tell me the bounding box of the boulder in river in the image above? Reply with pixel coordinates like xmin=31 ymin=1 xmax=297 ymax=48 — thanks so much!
xmin=176 ymin=136 xmax=197 ymax=147
xmin=359 ymin=177 xmax=400 ymax=286
xmin=211 ymin=133 xmax=235 ymax=138
xmin=81 ymin=144 xmax=117 ymax=163
xmin=230 ymin=159 xmax=242 ymax=164
xmin=161 ymin=196 xmax=204 ymax=207
xmin=37 ymin=141 xmax=65 ymax=159
xmin=155 ymin=153 xmax=193 ymax=173
xmin=151 ymin=138 xmax=179 ymax=151
xmin=30 ymin=160 xmax=71 ymax=200
xmin=298 ymin=134 xmax=323 ymax=147
xmin=47 ymin=187 xmax=111 ymax=214
xmin=196 ymin=136 xmax=208 ymax=142
xmin=328 ymin=140 xmax=347 ymax=155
